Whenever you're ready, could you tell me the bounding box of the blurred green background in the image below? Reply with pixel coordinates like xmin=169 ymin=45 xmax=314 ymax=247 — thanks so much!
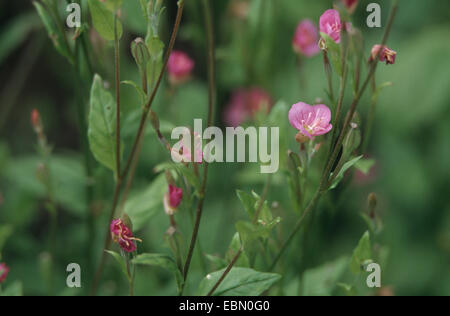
xmin=0 ymin=0 xmax=449 ymax=296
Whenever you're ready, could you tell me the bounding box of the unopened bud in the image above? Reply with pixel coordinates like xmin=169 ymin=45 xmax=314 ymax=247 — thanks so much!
xmin=131 ymin=38 xmax=150 ymax=71
xmin=343 ymin=123 xmax=361 ymax=155
xmin=31 ymin=109 xmax=41 ymax=132
xmin=368 ymin=192 xmax=377 ymax=218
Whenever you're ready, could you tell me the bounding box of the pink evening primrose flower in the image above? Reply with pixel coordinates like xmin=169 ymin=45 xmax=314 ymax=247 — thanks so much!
xmin=0 ymin=263 xmax=9 ymax=283
xmin=289 ymin=102 xmax=333 ymax=140
xmin=370 ymin=45 xmax=397 ymax=65
xmin=224 ymin=88 xmax=273 ymax=127
xmin=292 ymin=20 xmax=320 ymax=57
xmin=319 ymin=9 xmax=342 ymax=43
xmin=164 ymin=185 xmax=183 ymax=215
xmin=168 ymin=51 xmax=195 ymax=85
xmin=341 ymin=0 xmax=358 ymax=14
xmin=110 ymin=219 xmax=141 ymax=253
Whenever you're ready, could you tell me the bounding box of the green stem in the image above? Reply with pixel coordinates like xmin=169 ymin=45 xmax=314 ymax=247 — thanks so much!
xmin=182 ymin=0 xmax=215 ymax=292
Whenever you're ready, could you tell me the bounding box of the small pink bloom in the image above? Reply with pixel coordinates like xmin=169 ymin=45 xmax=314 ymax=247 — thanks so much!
xmin=110 ymin=219 xmax=141 ymax=253
xmin=292 ymin=20 xmax=320 ymax=57
xmin=168 ymin=51 xmax=195 ymax=85
xmin=370 ymin=45 xmax=397 ymax=65
xmin=0 ymin=263 xmax=9 ymax=283
xmin=289 ymin=102 xmax=333 ymax=139
xmin=319 ymin=9 xmax=342 ymax=43
xmin=168 ymin=185 xmax=183 ymax=209
xmin=341 ymin=0 xmax=358 ymax=14
xmin=224 ymin=88 xmax=272 ymax=127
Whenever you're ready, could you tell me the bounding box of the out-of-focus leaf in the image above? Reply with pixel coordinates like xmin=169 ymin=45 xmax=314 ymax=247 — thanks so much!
xmin=302 ymin=257 xmax=348 ymax=296
xmin=0 ymin=281 xmax=23 ymax=296
xmin=204 ymin=254 xmax=228 ymax=270
xmin=124 ymin=174 xmax=166 ymax=231
xmin=105 ymin=250 xmax=130 ymax=281
xmin=33 ymin=1 xmax=73 ymax=63
xmin=350 ymin=231 xmax=372 ymax=274
xmin=132 ymin=253 xmax=183 ymax=293
xmin=3 ymin=155 xmax=87 ymax=217
xmin=197 ymin=267 xmax=281 ymax=296
xmin=235 ymin=218 xmax=281 ymax=247
xmin=88 ymin=74 xmax=123 ymax=176
xmin=337 ymin=283 xmax=357 ymax=296
xmin=329 ymin=155 xmax=363 ymax=190
xmin=0 ymin=225 xmax=13 ymax=254
xmin=0 ymin=13 xmax=40 ymax=65
xmin=354 ymin=158 xmax=376 ymax=175
xmin=88 ymin=0 xmax=122 ymax=41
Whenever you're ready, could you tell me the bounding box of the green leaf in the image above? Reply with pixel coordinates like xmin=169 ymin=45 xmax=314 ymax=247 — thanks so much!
xmin=226 ymin=233 xmax=250 ymax=268
xmin=354 ymin=158 xmax=376 ymax=175
xmin=33 ymin=1 xmax=73 ymax=63
xmin=88 ymin=0 xmax=122 ymax=41
xmin=329 ymin=155 xmax=363 ymax=190
xmin=197 ymin=267 xmax=281 ymax=296
xmin=235 ymin=218 xmax=281 ymax=247
xmin=121 ymin=80 xmax=147 ymax=106
xmin=132 ymin=253 xmax=183 ymax=293
xmin=236 ymin=190 xmax=256 ymax=218
xmin=204 ymin=254 xmax=228 ymax=270
xmin=154 ymin=162 xmax=201 ymax=193
xmin=0 ymin=281 xmax=23 ymax=296
xmin=105 ymin=250 xmax=130 ymax=282
xmin=302 ymin=257 xmax=348 ymax=296
xmin=320 ymin=32 xmax=342 ymax=76
xmin=0 ymin=225 xmax=13 ymax=254
xmin=350 ymin=231 xmax=372 ymax=274
xmin=88 ymin=74 xmax=122 ymax=176
xmin=103 ymin=0 xmax=123 ymax=12
xmin=124 ymin=174 xmax=166 ymax=231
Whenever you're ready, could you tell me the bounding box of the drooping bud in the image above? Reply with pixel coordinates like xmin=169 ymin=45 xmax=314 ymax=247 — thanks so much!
xmin=131 ymin=38 xmax=150 ymax=72
xmin=163 ymin=184 xmax=183 ymax=215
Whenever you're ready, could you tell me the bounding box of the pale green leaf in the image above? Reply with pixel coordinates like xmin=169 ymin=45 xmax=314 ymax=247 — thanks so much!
xmin=350 ymin=231 xmax=372 ymax=274
xmin=88 ymin=0 xmax=122 ymax=41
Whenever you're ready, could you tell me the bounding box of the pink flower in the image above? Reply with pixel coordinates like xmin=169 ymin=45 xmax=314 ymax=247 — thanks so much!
xmin=168 ymin=51 xmax=195 ymax=85
xmin=341 ymin=0 xmax=358 ymax=14
xmin=0 ymin=263 xmax=9 ymax=283
xmin=289 ymin=102 xmax=333 ymax=139
xmin=168 ymin=185 xmax=183 ymax=209
xmin=163 ymin=185 xmax=183 ymax=215
xmin=224 ymin=88 xmax=272 ymax=127
xmin=110 ymin=219 xmax=141 ymax=253
xmin=319 ymin=9 xmax=342 ymax=43
xmin=370 ymin=45 xmax=397 ymax=65
xmin=292 ymin=20 xmax=320 ymax=57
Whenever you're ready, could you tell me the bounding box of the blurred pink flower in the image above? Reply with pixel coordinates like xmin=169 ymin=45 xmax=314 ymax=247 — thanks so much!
xmin=289 ymin=102 xmax=333 ymax=139
xmin=168 ymin=51 xmax=195 ymax=85
xmin=370 ymin=45 xmax=397 ymax=65
xmin=0 ymin=263 xmax=9 ymax=283
xmin=168 ymin=185 xmax=183 ymax=209
xmin=110 ymin=219 xmax=141 ymax=253
xmin=224 ymin=87 xmax=272 ymax=127
xmin=319 ymin=9 xmax=342 ymax=43
xmin=341 ymin=0 xmax=358 ymax=14
xmin=292 ymin=20 xmax=320 ymax=57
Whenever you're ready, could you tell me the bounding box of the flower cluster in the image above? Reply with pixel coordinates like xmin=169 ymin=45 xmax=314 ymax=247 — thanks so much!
xmin=0 ymin=263 xmax=9 ymax=283
xmin=224 ymin=87 xmax=273 ymax=127
xmin=110 ymin=219 xmax=141 ymax=253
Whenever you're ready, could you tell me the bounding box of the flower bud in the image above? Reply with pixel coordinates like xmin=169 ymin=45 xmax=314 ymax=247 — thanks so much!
xmin=163 ymin=184 xmax=183 ymax=215
xmin=167 ymin=51 xmax=194 ymax=85
xmin=342 ymin=122 xmax=361 ymax=156
xmin=31 ymin=109 xmax=42 ymax=133
xmin=368 ymin=192 xmax=377 ymax=218
xmin=131 ymin=38 xmax=150 ymax=71
xmin=341 ymin=0 xmax=358 ymax=14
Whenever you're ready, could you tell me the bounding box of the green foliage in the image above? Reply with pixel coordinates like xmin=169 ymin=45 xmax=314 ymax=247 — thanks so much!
xmin=88 ymin=0 xmax=123 ymax=41
xmin=350 ymin=231 xmax=372 ymax=274
xmin=88 ymin=74 xmax=123 ymax=177
xmin=105 ymin=250 xmax=130 ymax=282
xmin=302 ymin=257 xmax=348 ymax=296
xmin=197 ymin=267 xmax=281 ymax=296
